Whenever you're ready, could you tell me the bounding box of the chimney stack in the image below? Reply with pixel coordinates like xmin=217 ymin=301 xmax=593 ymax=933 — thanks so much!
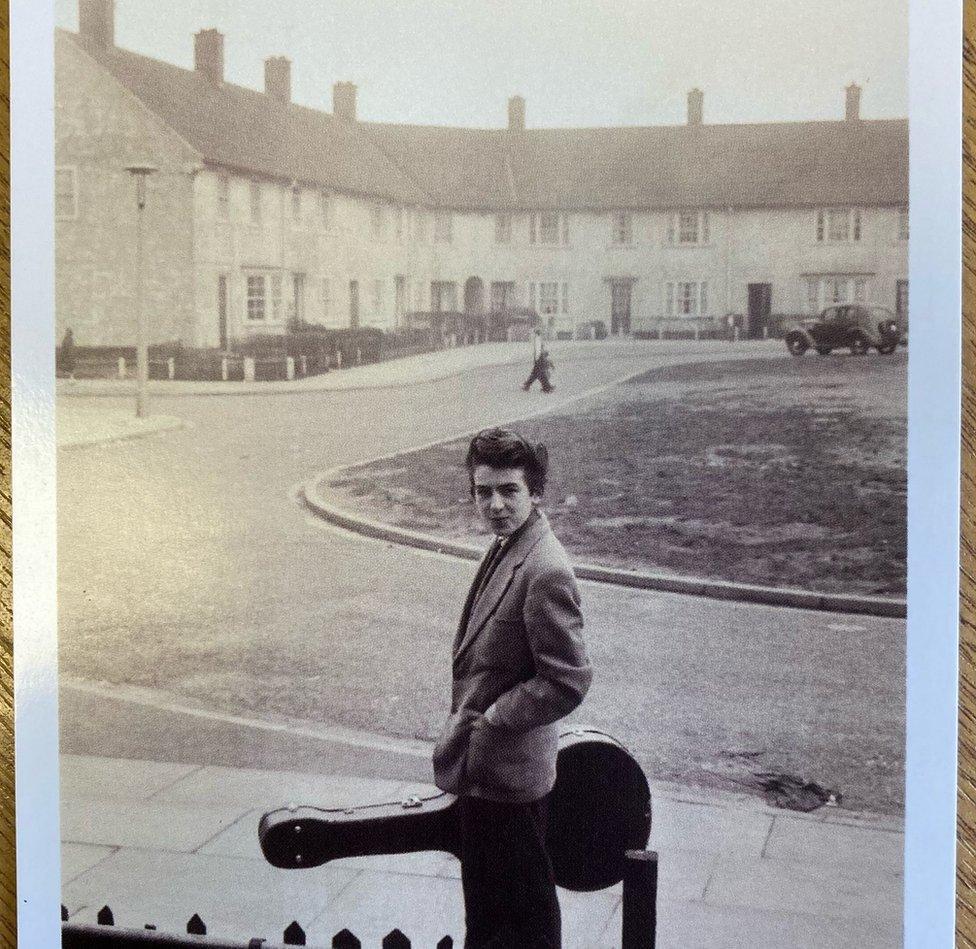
xmin=333 ymin=82 xmax=358 ymax=122
xmin=79 ymin=0 xmax=114 ymax=47
xmin=687 ymin=88 xmax=704 ymax=126
xmin=194 ymin=29 xmax=224 ymax=85
xmin=265 ymin=56 xmax=292 ymax=103
xmin=845 ymin=83 xmax=862 ymax=121
xmin=508 ymin=95 xmax=526 ymax=132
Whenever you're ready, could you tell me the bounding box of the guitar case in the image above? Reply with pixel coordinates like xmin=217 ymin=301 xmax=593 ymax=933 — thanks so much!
xmin=259 ymin=728 xmax=650 ymax=892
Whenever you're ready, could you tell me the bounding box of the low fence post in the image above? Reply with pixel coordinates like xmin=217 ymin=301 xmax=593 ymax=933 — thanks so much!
xmin=167 ymin=357 xmax=175 ymax=380
xmin=286 ymin=356 xmax=295 ymax=381
xmin=117 ymin=356 xmax=126 ymax=379
xmin=221 ymin=357 xmax=229 ymax=382
xmin=243 ymin=357 xmax=255 ymax=382
xmin=621 ymin=849 xmax=658 ymax=949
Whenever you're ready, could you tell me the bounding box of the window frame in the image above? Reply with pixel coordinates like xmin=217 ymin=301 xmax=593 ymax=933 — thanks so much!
xmin=611 ymin=212 xmax=633 ymax=246
xmin=249 ymin=181 xmax=263 ymax=225
xmin=815 ymin=208 xmax=863 ymax=244
xmin=495 ymin=213 xmax=513 ymax=244
xmin=664 ymin=280 xmax=708 ymax=317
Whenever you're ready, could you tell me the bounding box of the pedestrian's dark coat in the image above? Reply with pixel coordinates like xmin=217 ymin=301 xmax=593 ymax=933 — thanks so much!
xmin=432 ymin=511 xmax=592 ymax=803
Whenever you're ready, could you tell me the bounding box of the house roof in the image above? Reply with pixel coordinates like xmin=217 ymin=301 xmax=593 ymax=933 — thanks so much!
xmin=59 ymin=30 xmax=427 ymax=204
xmin=60 ymin=29 xmax=908 ymax=212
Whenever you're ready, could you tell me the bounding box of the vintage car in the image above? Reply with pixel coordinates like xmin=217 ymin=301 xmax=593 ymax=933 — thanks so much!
xmin=784 ymin=305 xmax=902 ymax=356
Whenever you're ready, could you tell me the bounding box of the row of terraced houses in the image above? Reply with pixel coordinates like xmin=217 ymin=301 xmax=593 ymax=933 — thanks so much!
xmin=55 ymin=0 xmax=909 ymax=351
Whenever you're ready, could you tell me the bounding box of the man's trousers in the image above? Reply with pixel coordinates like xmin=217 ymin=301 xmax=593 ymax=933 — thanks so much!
xmin=459 ymin=794 xmax=561 ymax=948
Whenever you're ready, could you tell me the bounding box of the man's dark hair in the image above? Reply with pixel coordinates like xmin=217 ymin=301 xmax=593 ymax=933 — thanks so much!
xmin=465 ymin=427 xmax=549 ymax=496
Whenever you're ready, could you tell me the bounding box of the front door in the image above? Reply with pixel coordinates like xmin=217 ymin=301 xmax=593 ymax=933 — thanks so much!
xmin=217 ymin=275 xmax=228 ymax=350
xmin=349 ymin=280 xmax=360 ymax=327
xmin=747 ymin=283 xmax=772 ymax=339
xmin=610 ymin=281 xmax=632 ymax=336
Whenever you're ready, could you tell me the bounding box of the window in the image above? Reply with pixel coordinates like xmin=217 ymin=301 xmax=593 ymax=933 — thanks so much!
xmin=667 ymin=211 xmax=709 ymax=245
xmin=217 ymin=175 xmax=230 ymax=220
xmin=561 ymin=282 xmax=570 ymax=314
xmin=611 ymin=212 xmax=633 ymax=245
xmin=431 ymin=281 xmax=457 ymax=312
xmin=665 ymin=281 xmax=708 ymax=316
xmin=371 ymin=205 xmax=385 ymax=241
xmin=414 ymin=210 xmax=428 ymax=243
xmin=529 ymin=212 xmax=569 ymax=245
xmin=816 ymin=208 xmax=862 ymax=243
xmin=490 ymin=282 xmax=515 ymax=312
xmin=245 ymin=272 xmax=282 ymax=322
xmin=539 ymin=282 xmax=559 ymax=316
xmin=249 ymin=181 xmax=262 ymax=224
xmin=372 ymin=279 xmax=383 ymax=318
xmin=321 ymin=277 xmax=331 ymax=322
xmin=898 ymin=207 xmax=909 ymax=241
xmin=804 ymin=275 xmax=873 ymax=313
xmin=414 ymin=280 xmax=425 ymax=311
xmin=291 ymin=186 xmax=302 ymax=222
xmin=395 ymin=275 xmax=406 ymax=321
xmin=55 ymin=167 xmax=77 ymax=220
xmin=495 ymin=214 xmax=512 ymax=244
xmin=319 ymin=191 xmax=333 ymax=229
xmin=434 ymin=211 xmax=452 ymax=243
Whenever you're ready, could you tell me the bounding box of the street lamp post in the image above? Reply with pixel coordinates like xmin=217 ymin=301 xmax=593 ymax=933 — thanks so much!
xmin=125 ymin=163 xmax=159 ymax=418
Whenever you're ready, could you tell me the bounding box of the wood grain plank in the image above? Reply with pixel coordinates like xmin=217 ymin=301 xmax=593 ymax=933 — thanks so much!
xmin=962 ymin=0 xmax=976 ymax=942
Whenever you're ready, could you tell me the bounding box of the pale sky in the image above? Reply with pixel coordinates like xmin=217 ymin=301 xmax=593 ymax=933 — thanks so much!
xmin=56 ymin=0 xmax=908 ymax=128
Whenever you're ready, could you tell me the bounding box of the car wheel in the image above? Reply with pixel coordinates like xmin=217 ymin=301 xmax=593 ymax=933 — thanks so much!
xmin=849 ymin=334 xmax=869 ymax=356
xmin=786 ymin=334 xmax=809 ymax=356
xmin=876 ymin=341 xmax=896 ymax=355
xmin=816 ymin=347 xmax=832 ymax=356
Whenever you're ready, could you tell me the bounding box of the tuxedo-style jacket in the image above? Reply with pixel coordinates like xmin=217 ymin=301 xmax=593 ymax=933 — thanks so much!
xmin=432 ymin=510 xmax=592 ymax=803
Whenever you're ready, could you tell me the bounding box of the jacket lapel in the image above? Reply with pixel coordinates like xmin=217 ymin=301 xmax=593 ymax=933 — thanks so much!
xmin=453 ymin=512 xmax=549 ymax=666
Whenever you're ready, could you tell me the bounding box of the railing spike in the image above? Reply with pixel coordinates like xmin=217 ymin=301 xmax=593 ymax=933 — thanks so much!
xmin=284 ymin=920 xmax=307 ymax=945
xmin=96 ymin=906 xmax=114 ymax=926
xmin=144 ymin=923 xmax=157 ymax=930
xmin=186 ymin=913 xmax=207 ymax=935
xmin=332 ymin=930 xmax=361 ymax=949
xmin=60 ymin=905 xmax=68 ymax=922
xmin=382 ymin=929 xmax=411 ymax=949
xmin=436 ymin=938 xmax=454 ymax=949
xmin=248 ymin=939 xmax=267 ymax=948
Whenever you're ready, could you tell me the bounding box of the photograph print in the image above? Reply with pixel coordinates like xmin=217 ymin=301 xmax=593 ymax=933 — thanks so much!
xmin=43 ymin=0 xmax=941 ymax=945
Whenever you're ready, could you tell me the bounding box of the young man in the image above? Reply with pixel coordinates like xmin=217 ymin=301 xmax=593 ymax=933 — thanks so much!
xmin=432 ymin=427 xmax=592 ymax=948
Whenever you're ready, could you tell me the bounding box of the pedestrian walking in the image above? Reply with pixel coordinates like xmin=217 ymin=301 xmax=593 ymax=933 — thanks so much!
xmin=522 ymin=346 xmax=556 ymax=393
xmin=432 ymin=427 xmax=592 ymax=948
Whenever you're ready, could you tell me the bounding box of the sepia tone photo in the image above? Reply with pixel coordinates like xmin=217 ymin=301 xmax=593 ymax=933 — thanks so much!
xmin=52 ymin=0 xmax=912 ymax=945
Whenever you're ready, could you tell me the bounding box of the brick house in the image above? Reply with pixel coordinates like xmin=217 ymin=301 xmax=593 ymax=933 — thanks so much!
xmin=55 ymin=0 xmax=909 ymax=350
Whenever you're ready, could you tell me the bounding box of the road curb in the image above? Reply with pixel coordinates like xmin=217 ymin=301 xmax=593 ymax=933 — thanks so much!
xmin=59 ymin=415 xmax=185 ymax=450
xmin=303 ymin=472 xmax=906 ymax=620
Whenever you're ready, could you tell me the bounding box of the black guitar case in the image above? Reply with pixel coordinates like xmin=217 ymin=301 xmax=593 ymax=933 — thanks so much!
xmin=259 ymin=728 xmax=651 ymax=892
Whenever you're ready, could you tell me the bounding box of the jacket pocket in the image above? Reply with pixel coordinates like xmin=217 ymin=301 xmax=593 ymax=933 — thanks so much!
xmin=432 ymin=709 xmax=481 ymax=794
xmin=466 ymin=721 xmax=550 ymax=795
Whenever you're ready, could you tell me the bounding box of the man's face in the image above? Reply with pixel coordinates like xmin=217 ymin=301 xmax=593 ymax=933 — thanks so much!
xmin=472 ymin=464 xmax=537 ymax=537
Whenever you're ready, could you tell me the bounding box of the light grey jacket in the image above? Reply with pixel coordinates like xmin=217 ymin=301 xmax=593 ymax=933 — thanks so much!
xmin=432 ymin=511 xmax=592 ymax=803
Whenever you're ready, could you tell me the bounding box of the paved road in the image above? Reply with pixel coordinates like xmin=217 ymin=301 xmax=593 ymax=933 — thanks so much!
xmin=57 ymin=342 xmax=905 ymax=812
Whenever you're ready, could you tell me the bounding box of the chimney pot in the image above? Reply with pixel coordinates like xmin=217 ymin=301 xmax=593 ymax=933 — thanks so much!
xmin=508 ymin=95 xmax=525 ymax=132
xmin=265 ymin=56 xmax=292 ymax=103
xmin=79 ymin=0 xmax=114 ymax=47
xmin=333 ymin=81 xmax=358 ymax=122
xmin=194 ymin=29 xmax=224 ymax=85
xmin=845 ymin=82 xmax=862 ymax=121
xmin=687 ymin=88 xmax=704 ymax=126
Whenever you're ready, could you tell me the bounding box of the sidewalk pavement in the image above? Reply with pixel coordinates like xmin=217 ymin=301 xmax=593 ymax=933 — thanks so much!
xmin=57 ymin=339 xmax=781 ymax=401
xmin=60 ymin=752 xmax=903 ymax=948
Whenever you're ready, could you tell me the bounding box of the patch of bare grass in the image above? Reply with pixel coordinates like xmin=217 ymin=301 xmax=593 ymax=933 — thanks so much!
xmin=323 ymin=354 xmax=906 ymax=595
